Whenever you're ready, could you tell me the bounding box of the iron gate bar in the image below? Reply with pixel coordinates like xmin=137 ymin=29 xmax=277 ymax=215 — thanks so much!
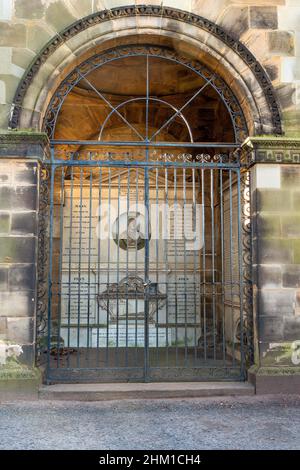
xmin=174 ymin=168 xmax=178 ymax=366
xmin=56 ymin=167 xmax=64 ymax=368
xmin=229 ymin=170 xmax=234 ymax=366
xmin=220 ymin=168 xmax=226 ymax=364
xmin=98 ymin=97 xmax=194 ymax=142
xmin=77 ymin=168 xmax=83 ymax=368
xmin=115 ymin=170 xmax=120 ymax=366
xmin=210 ymin=168 xmax=216 ymax=360
xmin=47 ymin=161 xmax=242 ymax=169
xmin=125 ymin=168 xmax=129 ymax=366
xmin=97 ymin=167 xmax=103 ymax=367
xmin=50 ymin=140 xmax=240 ymax=148
xmin=155 ymin=168 xmax=159 ymax=366
xmin=192 ymin=168 xmax=198 ymax=366
xmin=87 ymin=167 xmax=93 ymax=358
xmin=107 ymin=167 xmax=112 ymax=367
xmin=149 ymin=79 xmax=214 ymax=142
xmin=201 ymin=168 xmax=206 ymax=361
xmin=165 ymin=167 xmax=169 ymax=366
xmin=237 ymin=172 xmax=246 ymax=378
xmin=183 ymin=168 xmax=188 ymax=366
xmin=47 ymin=160 xmax=55 ymax=376
xmin=77 ymin=71 xmax=145 ymax=142
xmin=66 ymin=166 xmax=74 ymax=368
xmin=135 ymin=168 xmax=139 ymax=364
xmin=144 ymin=162 xmax=150 ymax=379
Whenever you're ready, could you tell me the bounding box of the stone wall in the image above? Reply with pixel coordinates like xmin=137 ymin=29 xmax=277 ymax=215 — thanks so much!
xmin=0 ymin=158 xmax=38 ymax=366
xmin=0 ymin=132 xmax=47 ymax=371
xmin=244 ymin=137 xmax=300 ymax=381
xmin=0 ymin=0 xmax=299 ymax=136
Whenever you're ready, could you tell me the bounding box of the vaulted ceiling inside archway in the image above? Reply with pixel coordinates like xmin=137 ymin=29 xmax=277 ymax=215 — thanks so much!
xmin=54 ymin=54 xmax=235 ymax=144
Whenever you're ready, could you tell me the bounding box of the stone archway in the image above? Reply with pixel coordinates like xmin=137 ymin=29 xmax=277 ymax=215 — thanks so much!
xmin=9 ymin=5 xmax=282 ymax=137
xmin=5 ymin=5 xmax=284 ymax=384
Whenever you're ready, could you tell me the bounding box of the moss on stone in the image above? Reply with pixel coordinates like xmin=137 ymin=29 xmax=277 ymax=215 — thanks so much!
xmin=293 ymin=240 xmax=300 ymax=264
xmin=260 ymin=341 xmax=300 ymax=367
xmin=282 ymin=111 xmax=300 ymax=138
xmin=0 ymin=357 xmax=41 ymax=381
xmin=257 ymin=213 xmax=281 ymax=238
xmin=249 ymin=364 xmax=300 ymax=376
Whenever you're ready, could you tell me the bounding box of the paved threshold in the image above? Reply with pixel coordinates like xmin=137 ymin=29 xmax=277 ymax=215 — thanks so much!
xmin=39 ymin=382 xmax=254 ymax=401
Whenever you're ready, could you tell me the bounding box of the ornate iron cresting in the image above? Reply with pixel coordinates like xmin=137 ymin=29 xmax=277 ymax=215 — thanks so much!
xmin=49 ymin=149 xmax=240 ymax=164
xmin=42 ymin=45 xmax=248 ymax=143
xmin=9 ymin=4 xmax=282 ymax=135
xmin=36 ymin=165 xmax=50 ymax=365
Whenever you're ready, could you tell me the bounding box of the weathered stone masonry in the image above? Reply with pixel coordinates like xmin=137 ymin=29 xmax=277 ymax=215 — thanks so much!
xmin=0 ymin=133 xmax=47 ymax=396
xmin=242 ymin=137 xmax=300 ymax=393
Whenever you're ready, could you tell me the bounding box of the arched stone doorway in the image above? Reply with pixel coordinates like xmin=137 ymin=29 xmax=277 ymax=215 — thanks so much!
xmin=9 ymin=6 xmax=282 ymax=383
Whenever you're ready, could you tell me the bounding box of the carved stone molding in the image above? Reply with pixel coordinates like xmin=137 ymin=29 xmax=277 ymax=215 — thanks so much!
xmin=242 ymin=137 xmax=300 ymax=165
xmin=9 ymin=5 xmax=282 ymax=135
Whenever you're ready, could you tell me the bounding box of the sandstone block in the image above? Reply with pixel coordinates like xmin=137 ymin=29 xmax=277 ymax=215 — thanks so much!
xmin=8 ymin=264 xmax=36 ymax=292
xmin=0 ymin=23 xmax=26 ymax=48
xmin=45 ymin=0 xmax=76 ymax=32
xmin=0 ymin=292 xmax=35 ymax=317
xmin=15 ymin=0 xmax=45 ymax=19
xmin=268 ymin=31 xmax=295 ymax=56
xmin=11 ymin=212 xmax=37 ymax=236
xmin=0 ymin=237 xmax=36 ymax=264
xmin=0 ymin=213 xmax=10 ymax=234
xmin=250 ymin=6 xmax=278 ymax=29
xmin=6 ymin=317 xmax=34 ymax=344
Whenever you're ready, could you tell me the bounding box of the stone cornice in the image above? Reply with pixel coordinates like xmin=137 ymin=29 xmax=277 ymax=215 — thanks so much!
xmin=0 ymin=131 xmax=50 ymax=159
xmin=241 ymin=136 xmax=300 ymax=165
xmin=0 ymin=131 xmax=49 ymax=146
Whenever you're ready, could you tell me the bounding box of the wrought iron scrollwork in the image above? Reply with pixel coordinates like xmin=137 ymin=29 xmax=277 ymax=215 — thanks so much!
xmin=36 ymin=165 xmax=50 ymax=365
xmin=42 ymin=45 xmax=248 ymax=143
xmin=240 ymin=169 xmax=254 ymax=367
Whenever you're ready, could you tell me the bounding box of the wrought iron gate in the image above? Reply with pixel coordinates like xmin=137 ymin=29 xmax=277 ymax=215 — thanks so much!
xmin=37 ymin=145 xmax=252 ymax=383
xmin=36 ymin=46 xmax=253 ymax=383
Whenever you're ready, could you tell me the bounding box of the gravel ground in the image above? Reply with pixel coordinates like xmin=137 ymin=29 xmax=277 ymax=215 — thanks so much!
xmin=0 ymin=395 xmax=299 ymax=450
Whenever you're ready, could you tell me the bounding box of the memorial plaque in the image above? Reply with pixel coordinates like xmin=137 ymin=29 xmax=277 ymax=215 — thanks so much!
xmin=58 ymin=172 xmax=203 ymax=348
xmin=92 ymin=325 xmax=172 ymax=347
xmin=61 ymin=271 xmax=97 ymax=324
